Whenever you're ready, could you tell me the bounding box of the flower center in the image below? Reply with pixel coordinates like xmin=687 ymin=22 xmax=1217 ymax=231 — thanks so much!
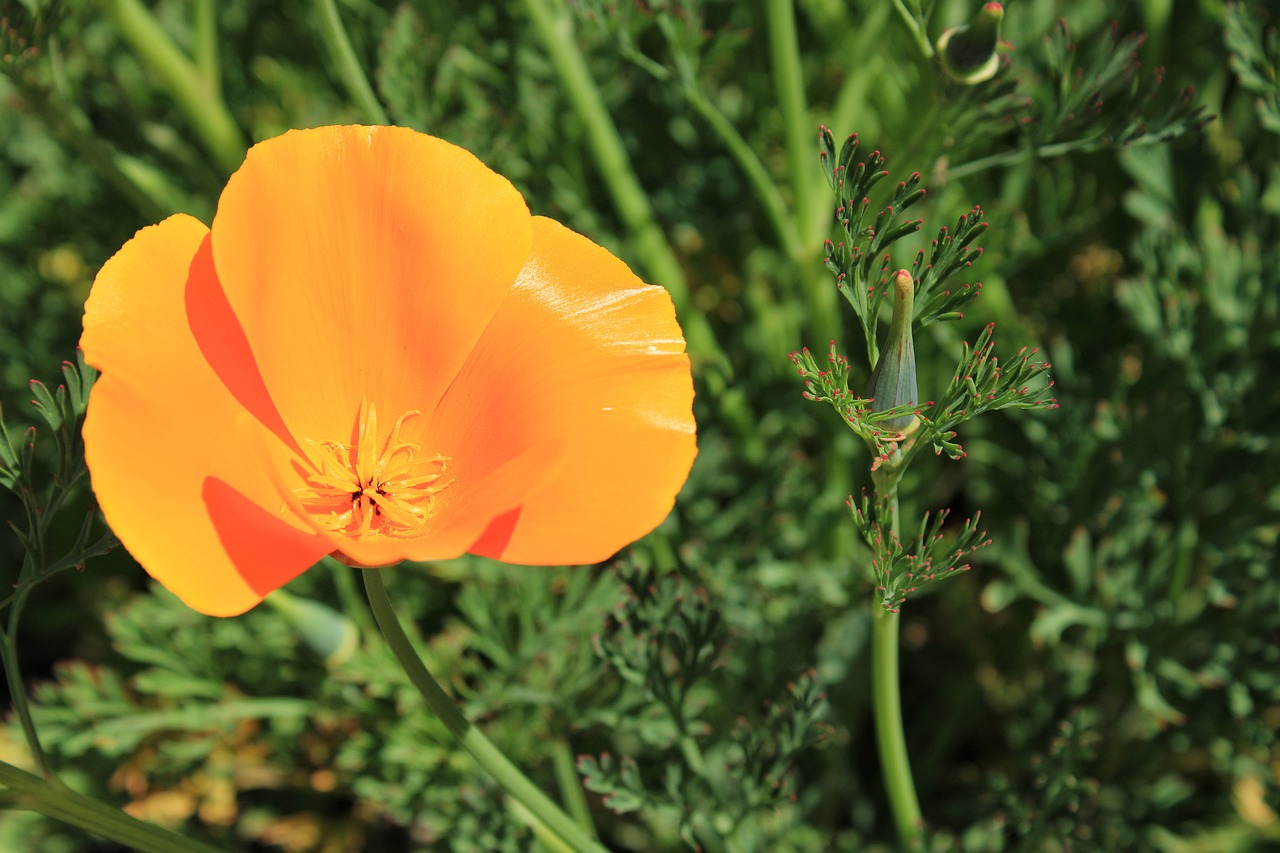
xmin=293 ymin=398 xmax=450 ymax=539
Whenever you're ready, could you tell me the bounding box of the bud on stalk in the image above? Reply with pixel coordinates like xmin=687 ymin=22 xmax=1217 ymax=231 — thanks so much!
xmin=866 ymin=270 xmax=919 ymax=434
xmin=938 ymin=2 xmax=1004 ymax=85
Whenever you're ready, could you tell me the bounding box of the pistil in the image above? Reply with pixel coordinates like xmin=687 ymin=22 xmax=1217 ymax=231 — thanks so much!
xmin=294 ymin=397 xmax=450 ymax=539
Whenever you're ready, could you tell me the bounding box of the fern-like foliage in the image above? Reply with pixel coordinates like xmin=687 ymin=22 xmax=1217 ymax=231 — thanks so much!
xmin=0 ymin=352 xmax=115 ymax=608
xmin=847 ymin=490 xmax=989 ymax=612
xmin=1225 ymin=2 xmax=1280 ymax=134
xmin=818 ymin=127 xmax=988 ymax=366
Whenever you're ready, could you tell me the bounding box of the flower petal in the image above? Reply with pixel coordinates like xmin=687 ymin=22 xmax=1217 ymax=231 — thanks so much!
xmin=209 ymin=125 xmax=534 ymax=452
xmin=265 ymin=434 xmax=566 ymax=568
xmin=81 ymin=216 xmax=330 ymax=616
xmin=435 ymin=217 xmax=696 ymax=564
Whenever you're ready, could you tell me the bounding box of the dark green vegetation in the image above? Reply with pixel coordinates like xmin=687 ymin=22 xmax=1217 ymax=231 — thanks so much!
xmin=2 ymin=0 xmax=1277 ymax=850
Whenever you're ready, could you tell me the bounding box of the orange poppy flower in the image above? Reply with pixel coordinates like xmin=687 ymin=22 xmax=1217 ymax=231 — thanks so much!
xmin=80 ymin=126 xmax=697 ymax=616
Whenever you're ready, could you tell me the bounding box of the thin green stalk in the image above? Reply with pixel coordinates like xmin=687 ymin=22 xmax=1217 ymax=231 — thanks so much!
xmin=1 ymin=589 xmax=51 ymax=780
xmin=872 ymin=607 xmax=923 ymax=847
xmin=508 ymin=797 xmax=577 ymax=853
xmin=764 ymin=0 xmax=839 ymax=349
xmin=361 ymin=568 xmax=609 ymax=853
xmin=1169 ymin=518 xmax=1199 ymax=611
xmin=891 ymin=0 xmax=935 ymax=60
xmin=679 ymin=81 xmax=805 ymax=264
xmin=868 ymin=478 xmax=924 ymax=848
xmin=822 ymin=2 xmax=891 ymax=241
xmin=550 ymin=738 xmax=598 ymax=839
xmin=765 ymin=0 xmax=815 ymax=232
xmin=521 ymin=0 xmax=729 ymax=385
xmin=946 ymin=138 xmax=1104 ymax=181
xmin=103 ymin=0 xmax=246 ymax=175
xmin=619 ymin=29 xmax=802 ymax=261
xmin=192 ymin=0 xmax=219 ymax=98
xmin=0 ymin=761 xmax=223 ymax=853
xmin=314 ymin=0 xmax=389 ymax=125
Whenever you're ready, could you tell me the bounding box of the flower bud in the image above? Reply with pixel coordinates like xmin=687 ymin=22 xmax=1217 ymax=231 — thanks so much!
xmin=938 ymin=2 xmax=1004 ymax=85
xmin=265 ymin=589 xmax=359 ymax=667
xmin=866 ymin=270 xmax=919 ymax=432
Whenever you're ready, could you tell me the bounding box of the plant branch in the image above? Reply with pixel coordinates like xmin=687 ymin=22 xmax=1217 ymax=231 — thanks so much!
xmin=765 ymin=0 xmax=816 ymax=235
xmin=679 ymin=78 xmax=805 ymax=264
xmin=551 ymin=738 xmax=598 ymax=839
xmin=872 ymin=605 xmax=924 ymax=847
xmin=314 ymin=0 xmax=389 ymax=125
xmin=869 ymin=472 xmax=924 ymax=848
xmin=0 ymin=761 xmax=223 ymax=853
xmin=891 ymin=0 xmax=935 ymax=60
xmin=362 ymin=568 xmax=608 ymax=853
xmin=1 ymin=588 xmax=52 ymax=779
xmin=945 ymin=137 xmax=1113 ymax=181
xmin=192 ymin=0 xmax=219 ymax=98
xmin=102 ymin=0 xmax=246 ymax=175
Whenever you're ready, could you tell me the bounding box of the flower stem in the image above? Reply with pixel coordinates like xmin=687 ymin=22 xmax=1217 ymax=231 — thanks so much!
xmin=191 ymin=0 xmax=220 ymax=98
xmin=2 ymin=587 xmax=53 ymax=779
xmin=313 ymin=0 xmax=389 ymax=125
xmin=764 ymin=0 xmax=815 ymax=234
xmin=0 ymin=761 xmax=222 ymax=853
xmin=891 ymin=0 xmax=936 ymax=60
xmin=945 ymin=137 xmax=1108 ymax=181
xmin=763 ymin=0 xmax=841 ymax=348
xmin=872 ymin=606 xmax=923 ymax=847
xmin=102 ymin=0 xmax=247 ymax=175
xmin=361 ymin=568 xmax=608 ymax=853
xmin=869 ymin=477 xmax=924 ymax=848
xmin=521 ymin=0 xmax=729 ymax=386
xmin=677 ymin=79 xmax=805 ymax=265
xmin=551 ymin=738 xmax=598 ymax=839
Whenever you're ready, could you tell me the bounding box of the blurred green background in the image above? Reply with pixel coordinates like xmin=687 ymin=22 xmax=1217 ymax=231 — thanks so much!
xmin=1 ymin=0 xmax=1278 ymax=850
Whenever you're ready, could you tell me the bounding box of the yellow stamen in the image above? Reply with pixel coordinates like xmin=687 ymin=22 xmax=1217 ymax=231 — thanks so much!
xmin=293 ymin=397 xmax=450 ymax=539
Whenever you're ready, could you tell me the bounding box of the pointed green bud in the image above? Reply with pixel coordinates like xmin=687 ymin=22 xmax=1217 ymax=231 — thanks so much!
xmin=866 ymin=269 xmax=919 ymax=432
xmin=265 ymin=589 xmax=359 ymax=667
xmin=938 ymin=2 xmax=1004 ymax=85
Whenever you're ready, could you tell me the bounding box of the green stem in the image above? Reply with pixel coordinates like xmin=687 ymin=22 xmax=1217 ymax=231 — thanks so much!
xmin=891 ymin=0 xmax=935 ymax=60
xmin=945 ymin=137 xmax=1107 ymax=181
xmin=765 ymin=0 xmax=839 ymax=349
xmin=103 ymin=0 xmax=247 ymax=175
xmin=616 ymin=35 xmax=792 ymax=257
xmin=192 ymin=0 xmax=219 ymax=97
xmin=872 ymin=608 xmax=923 ymax=847
xmin=361 ymin=568 xmax=608 ymax=853
xmin=314 ymin=0 xmax=390 ymax=125
xmin=1168 ymin=518 xmax=1199 ymax=611
xmin=521 ymin=0 xmax=729 ymax=385
xmin=869 ymin=479 xmax=924 ymax=848
xmin=550 ymin=738 xmax=598 ymax=839
xmin=678 ymin=80 xmax=805 ymax=264
xmin=821 ymin=1 xmax=892 ymax=242
xmin=2 ymin=588 xmax=52 ymax=779
xmin=765 ymin=0 xmax=815 ymax=232
xmin=0 ymin=761 xmax=222 ymax=853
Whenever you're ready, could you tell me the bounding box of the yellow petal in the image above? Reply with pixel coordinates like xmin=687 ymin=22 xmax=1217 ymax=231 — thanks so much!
xmin=436 ymin=217 xmax=697 ymax=564
xmin=81 ymin=216 xmax=330 ymax=616
xmin=209 ymin=125 xmax=534 ymax=454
